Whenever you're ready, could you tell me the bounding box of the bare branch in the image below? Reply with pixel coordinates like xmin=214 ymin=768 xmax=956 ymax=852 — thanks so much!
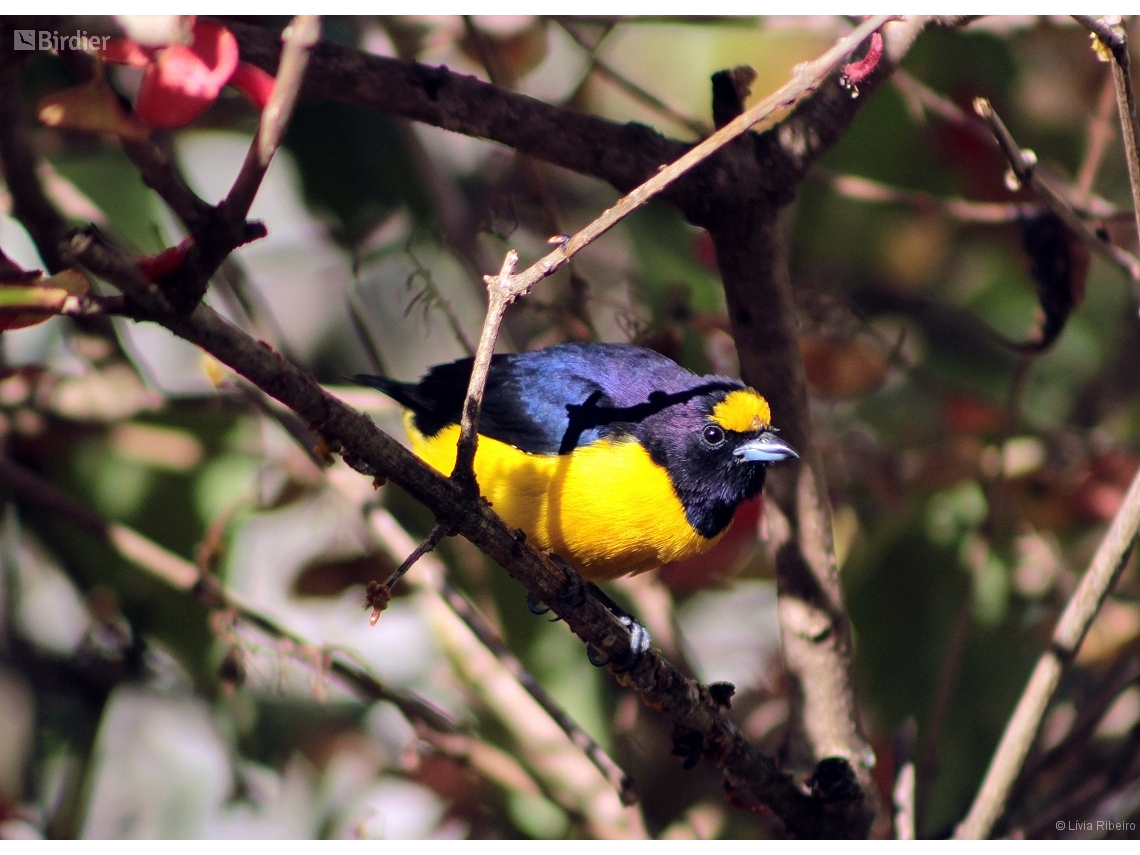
xmin=813 ymin=170 xmax=1044 ymax=223
xmin=222 ymin=15 xmax=320 ymax=221
xmin=954 ymin=459 xmax=1140 ymax=838
xmin=1074 ymin=16 xmax=1140 ymax=267
xmin=557 ymin=19 xmax=712 ymax=138
xmin=453 ymin=251 xmax=518 ymax=491
xmin=1074 ymin=71 xmax=1118 ymax=202
xmin=974 ymin=97 xmax=1140 ymax=282
xmin=0 ymin=65 xmax=70 ymax=273
xmin=365 ymin=521 xmax=449 ymax=621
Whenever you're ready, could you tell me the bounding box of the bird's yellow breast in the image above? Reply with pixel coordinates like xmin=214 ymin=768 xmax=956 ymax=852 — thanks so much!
xmin=403 ymin=411 xmax=721 ymax=580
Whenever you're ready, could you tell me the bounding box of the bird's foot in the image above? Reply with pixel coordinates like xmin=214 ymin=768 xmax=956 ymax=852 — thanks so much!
xmin=526 ymin=584 xmax=588 ymax=621
xmin=525 ymin=556 xmax=650 ymax=669
xmin=540 ymin=554 xmax=589 ymax=621
xmin=584 ymin=583 xmax=651 ymax=671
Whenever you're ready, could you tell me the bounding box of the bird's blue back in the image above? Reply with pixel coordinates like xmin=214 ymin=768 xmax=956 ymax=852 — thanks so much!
xmin=366 ymin=343 xmax=744 ymax=455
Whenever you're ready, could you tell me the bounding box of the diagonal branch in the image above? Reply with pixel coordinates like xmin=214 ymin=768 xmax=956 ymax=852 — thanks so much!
xmin=222 ymin=15 xmax=320 ymax=221
xmin=954 ymin=457 xmax=1140 ymax=839
xmin=974 ymin=97 xmax=1140 ymax=283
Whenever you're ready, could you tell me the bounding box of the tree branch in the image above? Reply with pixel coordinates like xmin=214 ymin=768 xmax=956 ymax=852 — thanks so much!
xmin=974 ymin=97 xmax=1140 ymax=283
xmin=221 ymin=14 xmax=320 ymax=221
xmin=0 ymin=62 xmax=70 ymax=273
xmin=706 ymin=21 xmax=930 ymax=832
xmin=954 ymin=458 xmax=1140 ymax=838
xmin=1074 ymin=16 xmax=1140 ymax=266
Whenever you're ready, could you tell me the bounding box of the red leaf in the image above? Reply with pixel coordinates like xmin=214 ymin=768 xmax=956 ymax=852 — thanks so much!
xmin=134 ymin=21 xmax=239 ymax=128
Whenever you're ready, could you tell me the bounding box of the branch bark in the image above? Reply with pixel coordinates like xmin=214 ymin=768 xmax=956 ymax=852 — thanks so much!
xmin=1074 ymin=16 xmax=1140 ymax=266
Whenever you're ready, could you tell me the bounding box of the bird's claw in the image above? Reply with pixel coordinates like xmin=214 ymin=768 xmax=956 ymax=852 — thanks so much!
xmin=526 ymin=592 xmax=550 ymax=616
xmin=585 ymin=605 xmax=651 ymax=671
xmin=525 ymin=561 xmax=650 ymax=669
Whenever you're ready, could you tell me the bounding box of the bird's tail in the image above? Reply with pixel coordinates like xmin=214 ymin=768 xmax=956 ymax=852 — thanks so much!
xmin=352 ymin=374 xmax=422 ymax=411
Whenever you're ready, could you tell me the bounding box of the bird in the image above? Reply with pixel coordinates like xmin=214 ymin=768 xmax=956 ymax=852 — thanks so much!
xmin=355 ymin=342 xmax=798 ymax=582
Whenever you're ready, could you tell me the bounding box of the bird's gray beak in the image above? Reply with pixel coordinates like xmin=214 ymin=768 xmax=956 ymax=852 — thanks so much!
xmin=734 ymin=431 xmax=799 ymax=463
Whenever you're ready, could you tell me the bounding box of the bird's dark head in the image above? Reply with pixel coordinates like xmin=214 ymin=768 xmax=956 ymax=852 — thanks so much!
xmin=636 ymin=385 xmax=798 ymax=539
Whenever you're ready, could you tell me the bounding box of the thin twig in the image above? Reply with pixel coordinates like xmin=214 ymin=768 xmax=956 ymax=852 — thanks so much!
xmin=366 ymin=521 xmax=448 ymax=623
xmin=892 ymin=68 xmax=994 ymax=147
xmin=0 ymin=68 xmax=69 ymax=273
xmin=404 ymin=242 xmax=476 ymax=356
xmin=0 ymin=455 xmax=456 ymax=733
xmin=1075 ymin=71 xmax=1117 ymax=203
xmin=893 ymin=718 xmax=918 ymax=840
xmin=974 ymin=97 xmax=1140 ymax=282
xmin=893 ymin=68 xmax=1125 ymax=221
xmin=954 ymin=458 xmax=1140 ymax=838
xmin=453 ymin=250 xmax=517 ymax=491
xmin=1074 ymin=16 xmax=1140 ymax=262
xmin=813 ymin=170 xmax=1044 ymax=223
xmin=557 ymin=19 xmax=711 ymax=137
xmin=222 ymin=15 xmax=320 ymax=221
xmin=347 ymin=289 xmax=388 ymax=376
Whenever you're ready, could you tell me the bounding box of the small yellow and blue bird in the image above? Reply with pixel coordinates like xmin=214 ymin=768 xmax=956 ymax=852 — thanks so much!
xmin=356 ymin=343 xmax=798 ymax=582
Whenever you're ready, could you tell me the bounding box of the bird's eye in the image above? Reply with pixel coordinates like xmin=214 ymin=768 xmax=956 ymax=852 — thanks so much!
xmin=702 ymin=425 xmax=725 ymax=447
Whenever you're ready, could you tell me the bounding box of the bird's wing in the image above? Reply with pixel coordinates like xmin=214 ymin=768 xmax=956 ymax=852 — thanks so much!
xmin=358 ymin=355 xmax=616 ymax=455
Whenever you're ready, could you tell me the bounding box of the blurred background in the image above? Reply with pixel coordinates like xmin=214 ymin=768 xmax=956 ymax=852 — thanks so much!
xmin=0 ymin=15 xmax=1138 ymax=839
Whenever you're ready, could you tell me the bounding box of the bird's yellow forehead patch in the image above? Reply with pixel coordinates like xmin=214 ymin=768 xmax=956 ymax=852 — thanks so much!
xmin=711 ymin=389 xmax=771 ymax=433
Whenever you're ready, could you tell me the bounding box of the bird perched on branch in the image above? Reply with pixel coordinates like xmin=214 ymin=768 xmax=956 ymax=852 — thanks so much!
xmin=356 ymin=343 xmax=797 ymax=581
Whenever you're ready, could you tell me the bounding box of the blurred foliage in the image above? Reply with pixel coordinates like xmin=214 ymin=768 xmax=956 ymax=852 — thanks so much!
xmin=1 ymin=14 xmax=1139 ymax=841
